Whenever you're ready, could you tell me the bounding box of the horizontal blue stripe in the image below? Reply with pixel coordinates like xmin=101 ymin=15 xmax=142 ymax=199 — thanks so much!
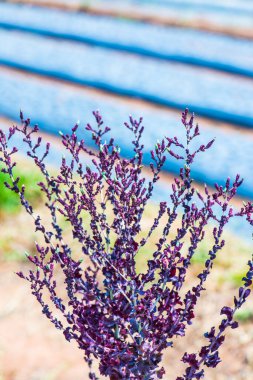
xmin=1 ymin=69 xmax=253 ymax=200
xmin=1 ymin=58 xmax=253 ymax=129
xmin=1 ymin=21 xmax=253 ymax=80
xmin=139 ymin=0 xmax=253 ymax=16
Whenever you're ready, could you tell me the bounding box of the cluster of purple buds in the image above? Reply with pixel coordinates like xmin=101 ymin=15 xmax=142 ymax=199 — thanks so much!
xmin=0 ymin=109 xmax=252 ymax=380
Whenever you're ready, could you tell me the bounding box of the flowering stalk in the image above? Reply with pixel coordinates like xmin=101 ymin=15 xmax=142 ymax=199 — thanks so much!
xmin=0 ymin=109 xmax=252 ymax=379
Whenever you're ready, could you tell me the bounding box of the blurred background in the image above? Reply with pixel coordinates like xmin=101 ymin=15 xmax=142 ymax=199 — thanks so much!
xmin=0 ymin=0 xmax=253 ymax=379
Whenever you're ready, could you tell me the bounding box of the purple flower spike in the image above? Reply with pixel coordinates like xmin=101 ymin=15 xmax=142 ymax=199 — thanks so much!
xmin=0 ymin=109 xmax=252 ymax=379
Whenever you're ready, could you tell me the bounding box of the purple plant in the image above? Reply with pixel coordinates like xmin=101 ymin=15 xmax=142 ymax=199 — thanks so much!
xmin=0 ymin=109 xmax=252 ymax=380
